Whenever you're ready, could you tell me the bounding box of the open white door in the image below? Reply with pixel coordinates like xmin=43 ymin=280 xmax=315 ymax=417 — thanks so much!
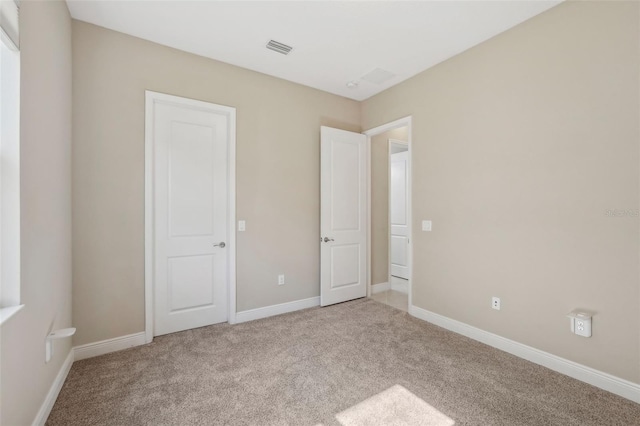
xmin=148 ymin=91 xmax=232 ymax=336
xmin=390 ymin=150 xmax=410 ymax=279
xmin=320 ymin=126 xmax=367 ymax=306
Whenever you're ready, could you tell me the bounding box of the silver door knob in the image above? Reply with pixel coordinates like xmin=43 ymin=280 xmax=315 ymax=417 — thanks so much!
xmin=213 ymin=242 xmax=226 ymax=248
xmin=323 ymin=237 xmax=334 ymax=243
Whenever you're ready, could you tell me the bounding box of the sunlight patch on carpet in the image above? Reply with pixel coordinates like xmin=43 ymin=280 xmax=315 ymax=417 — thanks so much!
xmin=334 ymin=384 xmax=455 ymax=426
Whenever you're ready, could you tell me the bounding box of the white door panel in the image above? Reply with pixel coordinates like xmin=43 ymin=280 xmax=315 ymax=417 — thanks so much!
xmin=151 ymin=96 xmax=229 ymax=336
xmin=331 ymin=141 xmax=361 ymax=230
xmin=168 ymin=255 xmax=215 ymax=311
xmin=331 ymin=244 xmax=361 ymax=288
xmin=390 ymin=157 xmax=407 ymax=227
xmin=168 ymin=121 xmax=216 ymax=237
xmin=390 ymin=236 xmax=407 ymax=264
xmin=321 ymin=126 xmax=367 ymax=306
xmin=390 ymin=150 xmax=409 ymax=279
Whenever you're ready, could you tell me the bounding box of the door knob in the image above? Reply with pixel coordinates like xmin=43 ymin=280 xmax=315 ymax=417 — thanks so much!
xmin=213 ymin=242 xmax=226 ymax=248
xmin=323 ymin=237 xmax=334 ymax=243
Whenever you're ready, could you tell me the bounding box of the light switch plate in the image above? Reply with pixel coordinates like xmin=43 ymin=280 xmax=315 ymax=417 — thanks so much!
xmin=422 ymin=220 xmax=432 ymax=231
xmin=238 ymin=220 xmax=246 ymax=231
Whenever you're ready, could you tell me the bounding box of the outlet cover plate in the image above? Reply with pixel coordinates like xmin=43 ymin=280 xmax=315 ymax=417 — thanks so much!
xmin=492 ymin=297 xmax=501 ymax=310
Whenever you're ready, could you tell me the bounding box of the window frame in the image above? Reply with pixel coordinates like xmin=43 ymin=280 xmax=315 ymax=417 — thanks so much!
xmin=0 ymin=1 xmax=22 ymax=324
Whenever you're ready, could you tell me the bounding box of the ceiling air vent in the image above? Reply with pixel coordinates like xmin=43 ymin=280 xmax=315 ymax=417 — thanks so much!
xmin=361 ymin=68 xmax=396 ymax=85
xmin=266 ymin=40 xmax=293 ymax=55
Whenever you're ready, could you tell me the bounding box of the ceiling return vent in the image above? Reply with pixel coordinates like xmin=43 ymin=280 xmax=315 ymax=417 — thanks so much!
xmin=361 ymin=68 xmax=396 ymax=85
xmin=266 ymin=40 xmax=293 ymax=55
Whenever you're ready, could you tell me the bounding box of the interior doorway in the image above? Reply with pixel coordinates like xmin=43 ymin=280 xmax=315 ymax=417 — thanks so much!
xmin=144 ymin=91 xmax=237 ymax=341
xmin=319 ymin=126 xmax=367 ymax=307
xmin=364 ymin=117 xmax=412 ymax=312
xmin=389 ymin=140 xmax=410 ymax=283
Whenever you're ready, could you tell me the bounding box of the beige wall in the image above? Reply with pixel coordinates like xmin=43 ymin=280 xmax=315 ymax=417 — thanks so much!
xmin=0 ymin=1 xmax=73 ymax=424
xmin=362 ymin=1 xmax=640 ymax=383
xmin=1 ymin=2 xmax=636 ymax=421
xmin=72 ymin=21 xmax=360 ymax=345
xmin=371 ymin=127 xmax=408 ymax=285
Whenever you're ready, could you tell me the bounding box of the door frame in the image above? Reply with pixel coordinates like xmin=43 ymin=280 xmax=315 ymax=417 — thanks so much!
xmin=363 ymin=116 xmax=413 ymax=308
xmin=144 ymin=90 xmax=237 ymax=343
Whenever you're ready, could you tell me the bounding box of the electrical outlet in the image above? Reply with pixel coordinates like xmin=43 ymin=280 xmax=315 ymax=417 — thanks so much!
xmin=575 ymin=319 xmax=591 ymax=337
xmin=492 ymin=297 xmax=501 ymax=310
xmin=422 ymin=220 xmax=432 ymax=231
xmin=567 ymin=310 xmax=593 ymax=337
xmin=278 ymin=274 xmax=285 ymax=285
xmin=238 ymin=220 xmax=246 ymax=231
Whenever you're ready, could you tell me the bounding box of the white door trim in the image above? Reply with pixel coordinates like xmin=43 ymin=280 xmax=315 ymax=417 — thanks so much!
xmin=144 ymin=90 xmax=237 ymax=343
xmin=363 ymin=116 xmax=413 ymax=308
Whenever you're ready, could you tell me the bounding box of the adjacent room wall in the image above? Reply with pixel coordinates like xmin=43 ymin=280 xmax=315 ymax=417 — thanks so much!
xmin=371 ymin=127 xmax=407 ymax=285
xmin=362 ymin=1 xmax=640 ymax=383
xmin=0 ymin=1 xmax=73 ymax=424
xmin=72 ymin=21 xmax=360 ymax=346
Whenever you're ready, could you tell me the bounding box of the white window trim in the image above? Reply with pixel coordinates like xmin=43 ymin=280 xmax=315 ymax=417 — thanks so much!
xmin=0 ymin=0 xmax=20 ymax=51
xmin=0 ymin=2 xmax=21 ymax=325
xmin=0 ymin=304 xmax=24 ymax=325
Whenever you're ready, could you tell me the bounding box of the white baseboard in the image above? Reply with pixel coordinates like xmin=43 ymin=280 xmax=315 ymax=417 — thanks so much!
xmin=235 ymin=296 xmax=320 ymax=323
xmin=409 ymin=304 xmax=640 ymax=404
xmin=32 ymin=349 xmax=74 ymax=426
xmin=73 ymin=331 xmax=147 ymax=361
xmin=390 ymin=277 xmax=408 ymax=294
xmin=371 ymin=282 xmax=390 ymax=294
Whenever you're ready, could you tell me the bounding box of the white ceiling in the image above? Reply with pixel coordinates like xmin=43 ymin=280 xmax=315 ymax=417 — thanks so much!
xmin=66 ymin=0 xmax=562 ymax=101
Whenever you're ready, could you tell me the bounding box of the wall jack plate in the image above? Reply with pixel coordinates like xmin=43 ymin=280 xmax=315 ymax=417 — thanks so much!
xmin=491 ymin=297 xmax=500 ymax=310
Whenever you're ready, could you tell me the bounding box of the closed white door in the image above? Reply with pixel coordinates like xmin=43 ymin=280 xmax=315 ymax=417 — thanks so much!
xmin=149 ymin=92 xmax=230 ymax=336
xmin=320 ymin=126 xmax=367 ymax=306
xmin=390 ymin=150 xmax=410 ymax=279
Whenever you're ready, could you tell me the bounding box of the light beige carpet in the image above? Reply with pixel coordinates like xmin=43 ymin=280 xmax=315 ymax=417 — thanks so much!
xmin=332 ymin=384 xmax=454 ymax=426
xmin=47 ymin=298 xmax=640 ymax=425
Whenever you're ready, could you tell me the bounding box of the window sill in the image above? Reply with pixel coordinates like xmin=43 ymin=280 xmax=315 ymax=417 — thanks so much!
xmin=0 ymin=304 xmax=25 ymax=326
